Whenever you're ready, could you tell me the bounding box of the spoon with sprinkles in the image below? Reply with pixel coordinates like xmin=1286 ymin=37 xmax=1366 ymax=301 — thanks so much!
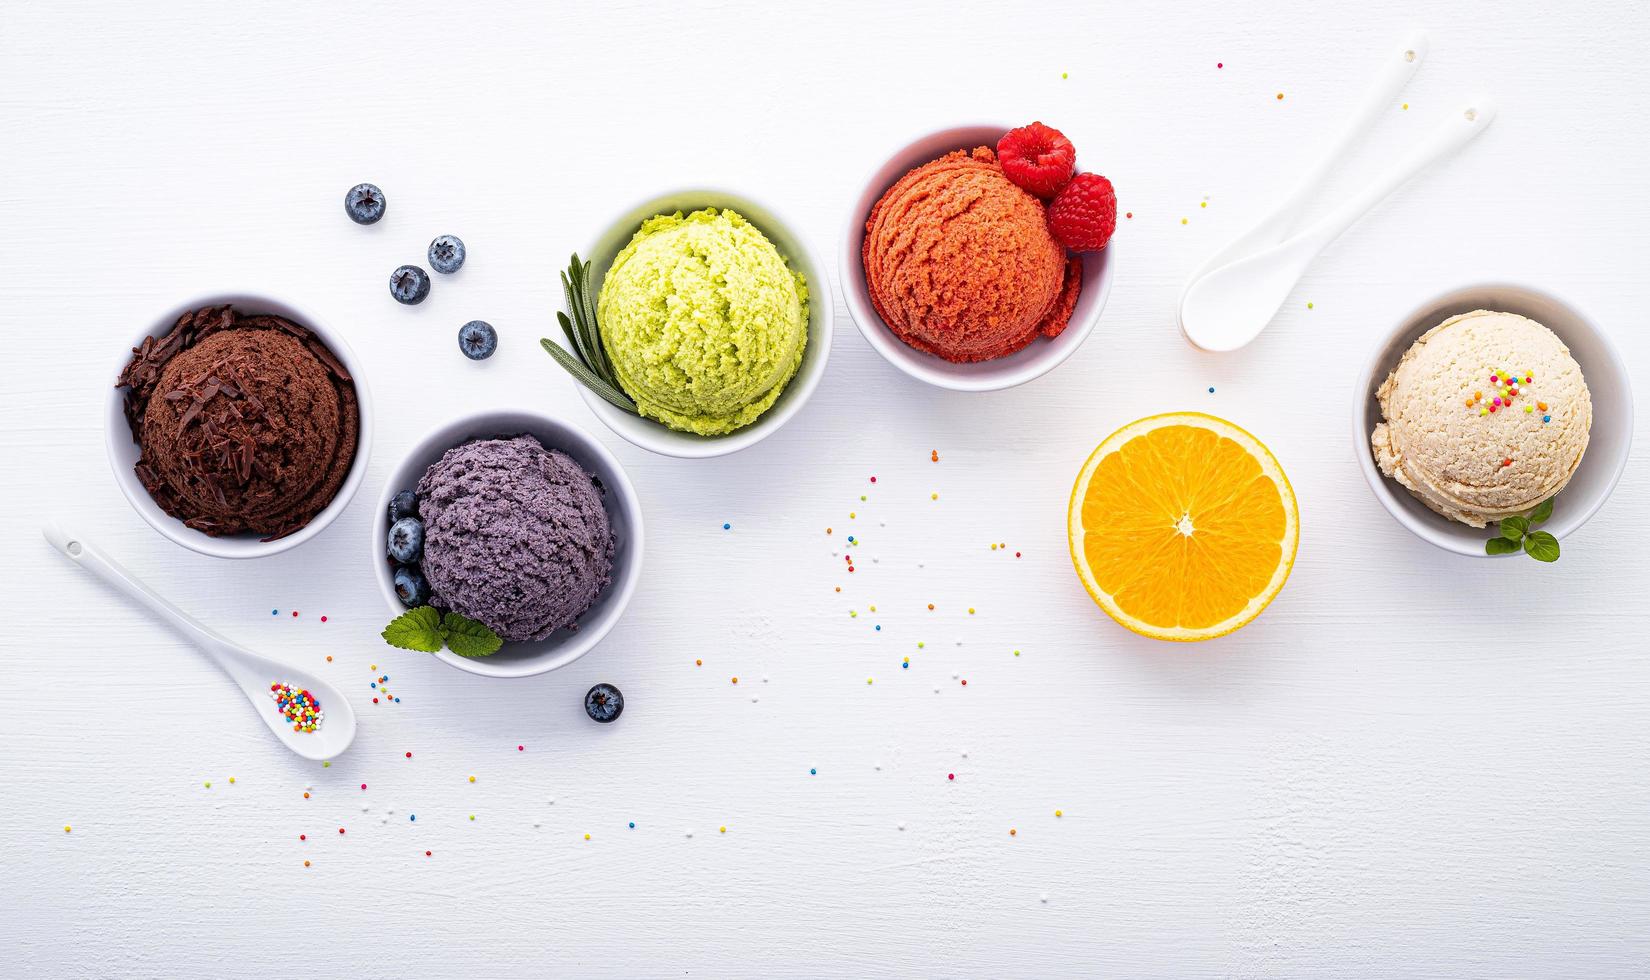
xmin=43 ymin=523 xmax=357 ymax=760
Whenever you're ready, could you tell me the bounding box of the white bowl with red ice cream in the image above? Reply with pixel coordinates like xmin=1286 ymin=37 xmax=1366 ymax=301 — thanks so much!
xmin=840 ymin=123 xmax=1116 ymax=392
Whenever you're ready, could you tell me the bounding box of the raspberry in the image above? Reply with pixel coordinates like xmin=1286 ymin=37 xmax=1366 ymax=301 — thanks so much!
xmin=1047 ymin=173 xmax=1117 ymax=251
xmin=996 ymin=122 xmax=1076 ymax=199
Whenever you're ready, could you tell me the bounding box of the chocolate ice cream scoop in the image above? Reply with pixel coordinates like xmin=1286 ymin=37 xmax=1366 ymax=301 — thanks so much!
xmin=116 ymin=305 xmax=360 ymax=540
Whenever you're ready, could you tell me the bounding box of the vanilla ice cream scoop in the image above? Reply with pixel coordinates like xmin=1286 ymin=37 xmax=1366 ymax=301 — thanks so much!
xmin=1371 ymin=310 xmax=1591 ymax=527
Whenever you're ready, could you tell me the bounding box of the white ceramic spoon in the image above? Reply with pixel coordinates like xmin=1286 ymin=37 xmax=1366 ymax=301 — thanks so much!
xmin=1186 ymin=31 xmax=1431 ymax=285
xmin=43 ymin=522 xmax=357 ymax=761
xmin=1179 ymin=99 xmax=1496 ymax=352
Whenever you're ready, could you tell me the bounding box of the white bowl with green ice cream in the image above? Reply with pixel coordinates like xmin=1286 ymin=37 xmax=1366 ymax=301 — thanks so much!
xmin=568 ymin=189 xmax=832 ymax=458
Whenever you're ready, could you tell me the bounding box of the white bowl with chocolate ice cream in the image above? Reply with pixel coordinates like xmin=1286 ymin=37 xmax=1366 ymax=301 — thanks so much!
xmin=1355 ymin=284 xmax=1631 ymax=556
xmin=107 ymin=294 xmax=372 ymax=559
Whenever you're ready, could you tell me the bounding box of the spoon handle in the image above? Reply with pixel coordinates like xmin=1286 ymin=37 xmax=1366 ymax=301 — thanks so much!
xmin=1294 ymin=99 xmax=1497 ymax=257
xmin=1196 ymin=31 xmax=1428 ymax=274
xmin=43 ymin=522 xmax=237 ymax=655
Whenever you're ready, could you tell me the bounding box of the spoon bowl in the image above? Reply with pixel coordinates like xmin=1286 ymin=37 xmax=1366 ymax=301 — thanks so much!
xmin=43 ymin=522 xmax=356 ymax=760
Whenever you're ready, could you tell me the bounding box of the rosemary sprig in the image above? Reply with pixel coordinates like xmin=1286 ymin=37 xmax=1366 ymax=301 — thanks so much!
xmin=542 ymin=253 xmax=637 ymax=414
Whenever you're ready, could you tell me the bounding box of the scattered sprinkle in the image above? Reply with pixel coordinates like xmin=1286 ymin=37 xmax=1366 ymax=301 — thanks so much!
xmin=1010 ymin=828 xmax=1017 ymax=837
xmin=723 ymin=523 xmax=731 ymax=530
xmin=948 ymin=773 xmax=955 ymax=781
xmin=468 ymin=775 xmax=476 ymax=783
xmin=63 ymin=825 xmax=71 ymax=833
xmin=1276 ymin=92 xmax=1285 ymax=100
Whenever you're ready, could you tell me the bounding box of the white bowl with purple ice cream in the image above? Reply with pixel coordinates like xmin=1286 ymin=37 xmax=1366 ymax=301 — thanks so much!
xmin=373 ymin=409 xmax=643 ymax=678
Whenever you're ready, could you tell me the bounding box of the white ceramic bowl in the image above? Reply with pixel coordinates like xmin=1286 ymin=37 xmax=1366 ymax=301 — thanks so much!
xmin=373 ymin=409 xmax=643 ymax=678
xmin=566 ymin=188 xmax=833 ymax=458
xmin=839 ymin=123 xmax=1115 ymax=392
xmin=1353 ymin=283 xmax=1632 ymax=557
xmin=106 ymin=292 xmax=373 ymax=559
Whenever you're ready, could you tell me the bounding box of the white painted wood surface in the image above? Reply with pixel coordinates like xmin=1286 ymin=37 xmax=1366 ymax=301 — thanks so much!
xmin=3 ymin=1 xmax=1647 ymax=976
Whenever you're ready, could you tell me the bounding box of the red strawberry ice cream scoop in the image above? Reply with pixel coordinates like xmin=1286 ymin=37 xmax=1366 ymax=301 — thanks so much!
xmin=416 ymin=435 xmax=614 ymax=642
xmin=862 ymin=146 xmax=1081 ymax=363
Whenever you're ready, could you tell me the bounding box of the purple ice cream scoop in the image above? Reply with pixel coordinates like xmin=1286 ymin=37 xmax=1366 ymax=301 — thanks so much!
xmin=415 ymin=435 xmax=614 ymax=642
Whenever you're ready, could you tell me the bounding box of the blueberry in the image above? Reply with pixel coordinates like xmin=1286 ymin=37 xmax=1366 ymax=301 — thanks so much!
xmin=388 ymin=489 xmax=419 ymax=523
xmin=345 ymin=183 xmax=386 ymax=225
xmin=393 ymin=565 xmax=431 ymax=607
xmin=585 ymin=683 xmax=623 ymax=723
xmin=390 ymin=265 xmax=431 ymax=305
xmin=387 ymin=516 xmax=425 ymax=563
xmin=458 ymin=320 xmax=498 ymax=360
xmin=428 ymin=235 xmax=466 ymax=274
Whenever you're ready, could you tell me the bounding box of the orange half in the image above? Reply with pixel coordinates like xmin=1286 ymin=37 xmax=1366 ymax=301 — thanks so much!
xmin=1067 ymin=413 xmax=1298 ymax=641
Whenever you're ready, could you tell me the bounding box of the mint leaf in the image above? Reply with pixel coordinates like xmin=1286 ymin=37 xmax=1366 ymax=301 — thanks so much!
xmin=1500 ymin=516 xmax=1529 ymax=541
xmin=383 ymin=606 xmax=444 ymax=652
xmin=1527 ymin=497 xmax=1554 ymax=525
xmin=1485 ymin=536 xmax=1522 ymax=556
xmin=442 ymin=612 xmax=503 ymax=658
xmin=1524 ymin=531 xmax=1560 ymax=563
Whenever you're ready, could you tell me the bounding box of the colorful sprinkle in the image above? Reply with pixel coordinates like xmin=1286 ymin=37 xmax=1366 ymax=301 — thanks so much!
xmin=269 ymin=682 xmax=323 ymax=733
xmin=723 ymin=523 xmax=731 ymax=530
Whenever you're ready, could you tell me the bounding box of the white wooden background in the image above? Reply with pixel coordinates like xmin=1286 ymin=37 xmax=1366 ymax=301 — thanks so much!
xmin=3 ymin=1 xmax=1647 ymax=976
